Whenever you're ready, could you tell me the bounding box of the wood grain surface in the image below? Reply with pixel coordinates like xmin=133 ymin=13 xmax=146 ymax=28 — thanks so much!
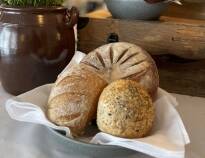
xmin=163 ymin=2 xmax=205 ymax=20
xmin=78 ymin=17 xmax=205 ymax=59
xmin=153 ymin=55 xmax=205 ymax=97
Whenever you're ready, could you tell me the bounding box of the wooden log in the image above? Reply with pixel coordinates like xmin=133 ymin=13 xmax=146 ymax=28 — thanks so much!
xmin=78 ymin=17 xmax=205 ymax=59
xmin=153 ymin=55 xmax=205 ymax=97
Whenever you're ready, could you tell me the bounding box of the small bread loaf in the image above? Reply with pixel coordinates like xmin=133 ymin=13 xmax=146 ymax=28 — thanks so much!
xmin=47 ymin=42 xmax=158 ymax=136
xmin=97 ymin=80 xmax=155 ymax=138
xmin=47 ymin=64 xmax=107 ymax=135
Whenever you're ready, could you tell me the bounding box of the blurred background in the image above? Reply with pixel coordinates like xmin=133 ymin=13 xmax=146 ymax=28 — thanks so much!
xmin=63 ymin=0 xmax=105 ymax=15
xmin=63 ymin=0 xmax=205 ymax=20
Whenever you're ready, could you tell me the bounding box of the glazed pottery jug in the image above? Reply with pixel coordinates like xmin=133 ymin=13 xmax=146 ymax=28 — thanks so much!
xmin=0 ymin=6 xmax=78 ymax=95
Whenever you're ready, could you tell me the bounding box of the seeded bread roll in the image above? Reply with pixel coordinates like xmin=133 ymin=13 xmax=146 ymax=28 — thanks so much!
xmin=97 ymin=80 xmax=155 ymax=138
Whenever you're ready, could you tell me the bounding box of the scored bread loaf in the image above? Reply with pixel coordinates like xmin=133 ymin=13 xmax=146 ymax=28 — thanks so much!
xmin=81 ymin=42 xmax=159 ymax=99
xmin=47 ymin=64 xmax=107 ymax=136
xmin=47 ymin=42 xmax=159 ymax=136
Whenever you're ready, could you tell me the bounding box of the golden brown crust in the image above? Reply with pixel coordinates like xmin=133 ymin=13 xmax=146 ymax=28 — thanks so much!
xmin=47 ymin=64 xmax=107 ymax=136
xmin=81 ymin=42 xmax=159 ymax=99
xmin=97 ymin=80 xmax=155 ymax=138
xmin=47 ymin=42 xmax=158 ymax=136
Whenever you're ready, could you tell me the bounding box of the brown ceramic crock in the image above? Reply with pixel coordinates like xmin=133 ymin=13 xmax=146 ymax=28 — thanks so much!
xmin=0 ymin=6 xmax=78 ymax=95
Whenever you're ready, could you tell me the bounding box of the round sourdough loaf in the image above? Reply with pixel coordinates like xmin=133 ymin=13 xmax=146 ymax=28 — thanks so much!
xmin=97 ymin=80 xmax=155 ymax=138
xmin=81 ymin=42 xmax=159 ymax=99
xmin=47 ymin=42 xmax=159 ymax=136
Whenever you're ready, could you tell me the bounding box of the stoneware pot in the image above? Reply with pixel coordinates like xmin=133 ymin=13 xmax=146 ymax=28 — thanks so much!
xmin=0 ymin=6 xmax=78 ymax=95
xmin=104 ymin=0 xmax=169 ymax=20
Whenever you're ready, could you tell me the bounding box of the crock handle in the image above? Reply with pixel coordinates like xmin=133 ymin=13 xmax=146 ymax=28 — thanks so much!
xmin=67 ymin=7 xmax=79 ymax=29
xmin=0 ymin=7 xmax=2 ymax=16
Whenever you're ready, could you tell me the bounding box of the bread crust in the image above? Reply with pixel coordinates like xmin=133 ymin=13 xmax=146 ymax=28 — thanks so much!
xmin=81 ymin=42 xmax=159 ymax=99
xmin=47 ymin=42 xmax=159 ymax=136
xmin=97 ymin=80 xmax=155 ymax=138
xmin=47 ymin=64 xmax=107 ymax=135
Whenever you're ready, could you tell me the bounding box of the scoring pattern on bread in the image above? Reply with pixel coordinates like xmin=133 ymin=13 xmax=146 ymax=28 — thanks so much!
xmin=81 ymin=42 xmax=159 ymax=98
xmin=47 ymin=64 xmax=107 ymax=135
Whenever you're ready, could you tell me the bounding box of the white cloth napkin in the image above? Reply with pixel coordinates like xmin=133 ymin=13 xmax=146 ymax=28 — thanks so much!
xmin=5 ymin=51 xmax=190 ymax=158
